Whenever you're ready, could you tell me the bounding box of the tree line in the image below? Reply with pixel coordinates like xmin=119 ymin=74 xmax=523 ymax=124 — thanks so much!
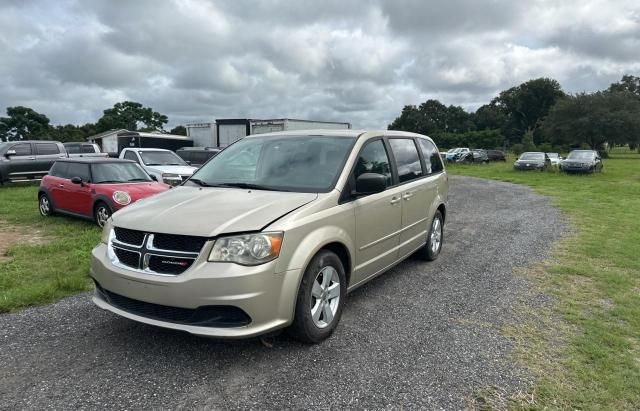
xmin=0 ymin=101 xmax=187 ymax=143
xmin=388 ymin=75 xmax=640 ymax=154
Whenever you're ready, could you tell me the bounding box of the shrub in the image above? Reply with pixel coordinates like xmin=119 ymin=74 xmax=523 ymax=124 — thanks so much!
xmin=538 ymin=143 xmax=553 ymax=153
xmin=511 ymin=144 xmax=525 ymax=155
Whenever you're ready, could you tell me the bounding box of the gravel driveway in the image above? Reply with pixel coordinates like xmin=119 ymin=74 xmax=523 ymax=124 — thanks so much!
xmin=0 ymin=176 xmax=564 ymax=410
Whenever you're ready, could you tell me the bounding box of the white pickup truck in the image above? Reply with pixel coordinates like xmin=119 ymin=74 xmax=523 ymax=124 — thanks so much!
xmin=119 ymin=148 xmax=197 ymax=186
xmin=63 ymin=142 xmax=109 ymax=158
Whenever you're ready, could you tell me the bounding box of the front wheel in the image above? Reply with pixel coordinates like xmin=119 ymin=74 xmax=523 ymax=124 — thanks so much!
xmin=418 ymin=210 xmax=444 ymax=261
xmin=94 ymin=202 xmax=112 ymax=228
xmin=288 ymin=250 xmax=346 ymax=344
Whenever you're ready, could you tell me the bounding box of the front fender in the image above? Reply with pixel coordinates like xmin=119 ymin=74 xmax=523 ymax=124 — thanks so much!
xmin=282 ymin=225 xmax=354 ymax=275
xmin=274 ymin=224 xmax=355 ymax=322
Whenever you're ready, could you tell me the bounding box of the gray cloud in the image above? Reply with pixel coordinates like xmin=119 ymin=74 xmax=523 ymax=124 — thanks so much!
xmin=0 ymin=0 xmax=639 ymax=130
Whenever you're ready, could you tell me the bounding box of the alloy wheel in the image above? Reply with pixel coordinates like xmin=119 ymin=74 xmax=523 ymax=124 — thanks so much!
xmin=310 ymin=266 xmax=341 ymax=329
xmin=39 ymin=196 xmax=50 ymax=216
xmin=96 ymin=206 xmax=110 ymax=227
xmin=430 ymin=217 xmax=442 ymax=254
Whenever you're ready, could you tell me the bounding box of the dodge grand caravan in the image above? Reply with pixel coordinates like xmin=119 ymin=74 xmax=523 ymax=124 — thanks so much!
xmin=91 ymin=130 xmax=448 ymax=343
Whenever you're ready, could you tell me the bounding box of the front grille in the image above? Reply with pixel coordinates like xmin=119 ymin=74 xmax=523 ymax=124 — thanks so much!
xmin=153 ymin=233 xmax=207 ymax=253
xmin=113 ymin=247 xmax=140 ymax=268
xmin=148 ymin=255 xmax=196 ymax=275
xmin=109 ymin=229 xmax=207 ymax=275
xmin=94 ymin=281 xmax=251 ymax=327
xmin=114 ymin=227 xmax=145 ymax=246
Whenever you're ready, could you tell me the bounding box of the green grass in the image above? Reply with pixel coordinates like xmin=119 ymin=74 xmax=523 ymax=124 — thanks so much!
xmin=0 ymin=184 xmax=100 ymax=312
xmin=448 ymin=149 xmax=640 ymax=409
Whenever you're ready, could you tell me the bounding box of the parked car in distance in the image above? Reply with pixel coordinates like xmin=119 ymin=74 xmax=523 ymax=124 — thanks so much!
xmin=546 ymin=152 xmax=562 ymax=166
xmin=176 ymin=147 xmax=221 ymax=168
xmin=514 ymin=152 xmax=552 ymax=171
xmin=91 ymin=130 xmax=448 ymax=343
xmin=64 ymin=142 xmax=109 ymax=158
xmin=560 ymin=150 xmax=603 ymax=173
xmin=446 ymin=147 xmax=469 ymax=162
xmin=38 ymin=158 xmax=169 ymax=227
xmin=0 ymin=140 xmax=67 ymax=184
xmin=485 ymin=149 xmax=506 ymax=162
xmin=457 ymin=149 xmax=488 ymax=163
xmin=119 ymin=148 xmax=197 ymax=186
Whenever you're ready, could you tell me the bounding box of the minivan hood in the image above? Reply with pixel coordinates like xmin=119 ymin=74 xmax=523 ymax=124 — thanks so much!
xmin=145 ymin=165 xmax=197 ymax=175
xmin=111 ymin=186 xmax=318 ymax=237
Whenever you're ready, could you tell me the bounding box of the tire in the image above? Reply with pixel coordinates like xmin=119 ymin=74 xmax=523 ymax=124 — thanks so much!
xmin=288 ymin=250 xmax=347 ymax=344
xmin=38 ymin=193 xmax=53 ymax=217
xmin=94 ymin=202 xmax=112 ymax=228
xmin=418 ymin=210 xmax=444 ymax=261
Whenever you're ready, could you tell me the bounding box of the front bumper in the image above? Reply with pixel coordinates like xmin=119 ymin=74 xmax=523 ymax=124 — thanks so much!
xmin=90 ymin=243 xmax=302 ymax=338
xmin=514 ymin=163 xmax=544 ymax=170
xmin=561 ymin=164 xmax=593 ymax=173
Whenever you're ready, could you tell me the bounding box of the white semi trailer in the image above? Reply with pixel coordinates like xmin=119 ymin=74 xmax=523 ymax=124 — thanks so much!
xmin=187 ymin=118 xmax=351 ymax=147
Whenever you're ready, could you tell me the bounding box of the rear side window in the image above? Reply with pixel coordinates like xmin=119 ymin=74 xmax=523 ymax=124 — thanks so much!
xmin=64 ymin=144 xmax=81 ymax=154
xmin=11 ymin=143 xmax=32 ymax=156
xmin=66 ymin=163 xmax=91 ymax=182
xmin=49 ymin=162 xmax=69 ymax=178
xmin=123 ymin=151 xmax=138 ymax=162
xmin=354 ymin=140 xmax=392 ymax=186
xmin=388 ymin=139 xmax=423 ymax=183
xmin=82 ymin=145 xmax=97 ymax=153
xmin=418 ymin=139 xmax=444 ymax=174
xmin=35 ymin=143 xmax=60 ymax=155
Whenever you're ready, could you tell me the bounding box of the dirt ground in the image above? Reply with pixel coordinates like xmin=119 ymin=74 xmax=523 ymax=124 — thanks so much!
xmin=0 ymin=220 xmax=49 ymax=262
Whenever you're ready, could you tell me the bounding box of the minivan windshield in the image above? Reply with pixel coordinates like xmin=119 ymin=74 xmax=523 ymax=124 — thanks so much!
xmin=519 ymin=152 xmax=544 ymax=160
xmin=187 ymin=136 xmax=355 ymax=192
xmin=567 ymin=151 xmax=595 ymax=160
xmin=139 ymin=150 xmax=187 ymax=166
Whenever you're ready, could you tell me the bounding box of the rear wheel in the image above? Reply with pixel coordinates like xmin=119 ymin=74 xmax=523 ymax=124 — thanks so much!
xmin=38 ymin=193 xmax=53 ymax=217
xmin=288 ymin=250 xmax=346 ymax=344
xmin=418 ymin=210 xmax=444 ymax=261
xmin=94 ymin=202 xmax=112 ymax=228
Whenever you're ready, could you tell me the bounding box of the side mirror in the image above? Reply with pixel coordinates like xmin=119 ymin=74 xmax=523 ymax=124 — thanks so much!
xmin=186 ymin=160 xmax=192 ymax=166
xmin=355 ymin=173 xmax=387 ymax=195
xmin=70 ymin=176 xmax=83 ymax=185
xmin=150 ymin=175 xmax=158 ymax=181
xmin=5 ymin=149 xmax=16 ymax=157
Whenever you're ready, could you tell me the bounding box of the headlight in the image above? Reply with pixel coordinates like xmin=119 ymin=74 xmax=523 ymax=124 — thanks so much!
xmin=100 ymin=219 xmax=113 ymax=244
xmin=112 ymin=191 xmax=131 ymax=205
xmin=208 ymin=232 xmax=283 ymax=265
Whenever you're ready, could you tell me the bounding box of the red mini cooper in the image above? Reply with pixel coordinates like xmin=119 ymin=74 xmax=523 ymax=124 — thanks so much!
xmin=38 ymin=158 xmax=169 ymax=227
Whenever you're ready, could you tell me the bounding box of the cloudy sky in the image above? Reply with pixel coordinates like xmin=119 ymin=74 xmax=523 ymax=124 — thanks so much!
xmin=1 ymin=0 xmax=639 ymax=129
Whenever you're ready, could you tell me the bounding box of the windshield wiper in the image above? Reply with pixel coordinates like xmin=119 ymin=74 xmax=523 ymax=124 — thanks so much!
xmin=215 ymin=182 xmax=295 ymax=191
xmin=127 ymin=178 xmax=150 ymax=182
xmin=95 ymin=180 xmax=122 ymax=184
xmin=187 ymin=178 xmax=214 ymax=187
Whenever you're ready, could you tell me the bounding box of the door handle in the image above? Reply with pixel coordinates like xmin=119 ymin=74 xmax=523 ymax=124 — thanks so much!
xmin=403 ymin=192 xmax=414 ymax=200
xmin=58 ymin=184 xmax=64 ymax=188
xmin=390 ymin=197 xmax=401 ymax=205
xmin=28 ymin=157 xmax=36 ymax=160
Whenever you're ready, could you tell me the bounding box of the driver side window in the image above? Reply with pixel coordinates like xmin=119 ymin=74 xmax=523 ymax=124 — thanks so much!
xmin=354 ymin=140 xmax=392 ymax=186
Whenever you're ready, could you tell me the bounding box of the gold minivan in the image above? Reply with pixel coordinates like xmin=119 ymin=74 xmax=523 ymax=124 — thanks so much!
xmin=91 ymin=130 xmax=448 ymax=343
